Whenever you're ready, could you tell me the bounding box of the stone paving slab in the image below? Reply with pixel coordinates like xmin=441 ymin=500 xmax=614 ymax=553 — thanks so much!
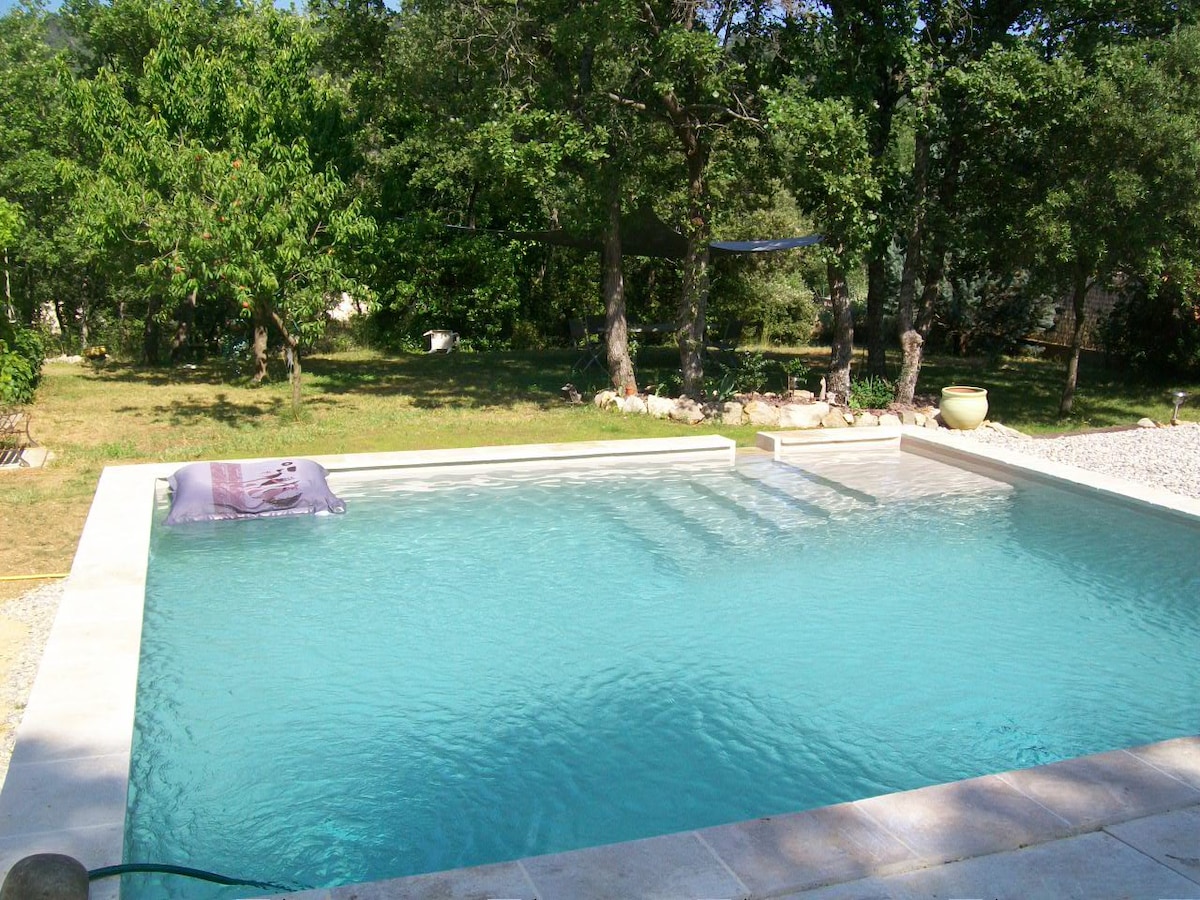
xmin=520 ymin=831 xmax=748 ymax=900
xmin=272 ymin=860 xmax=536 ymax=900
xmin=697 ymin=802 xmax=917 ymax=895
xmin=0 ymin=752 xmax=129 ymax=835
xmin=781 ymin=829 xmax=1200 ymax=900
xmin=851 ymin=773 xmax=1073 ymax=865
xmin=1127 ymin=735 xmax=1200 ymax=791
xmin=1106 ymin=804 xmax=1200 ymax=887
xmin=996 ymin=745 xmax=1200 ymax=830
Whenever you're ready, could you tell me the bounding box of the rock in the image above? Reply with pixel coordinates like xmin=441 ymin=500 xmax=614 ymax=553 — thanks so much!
xmin=987 ymin=421 xmax=1028 ymax=438
xmin=925 ymin=415 xmax=941 ymax=429
xmin=914 ymin=412 xmax=926 ymax=427
xmin=821 ymin=409 xmax=849 ymax=428
xmin=617 ymin=394 xmax=647 ymax=415
xmin=745 ymin=400 xmax=781 ymax=427
xmin=878 ymin=413 xmax=902 ymax=428
xmin=721 ymin=401 xmax=746 ymax=426
xmin=0 ymin=854 xmax=89 ymax=900
xmin=645 ymin=394 xmax=676 ymax=419
xmin=669 ymin=399 xmax=707 ymax=425
xmin=792 ymin=390 xmax=815 ymax=402
xmin=855 ymin=412 xmax=879 ymax=427
xmin=779 ymin=401 xmax=829 ymax=429
xmin=1137 ymin=417 xmax=1159 ymax=428
xmin=594 ymin=390 xmax=618 ymax=410
xmin=899 ymin=409 xmax=919 ymax=426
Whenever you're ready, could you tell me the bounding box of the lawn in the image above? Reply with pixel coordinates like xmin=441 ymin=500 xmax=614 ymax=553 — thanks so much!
xmin=0 ymin=345 xmax=1195 ymax=599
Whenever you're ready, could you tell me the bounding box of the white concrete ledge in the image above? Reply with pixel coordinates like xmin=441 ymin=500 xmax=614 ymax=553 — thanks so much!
xmin=756 ymin=426 xmax=902 ymax=460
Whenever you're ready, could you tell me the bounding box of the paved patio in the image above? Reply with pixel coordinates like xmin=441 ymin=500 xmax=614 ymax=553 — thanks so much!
xmin=272 ymin=735 xmax=1200 ymax=900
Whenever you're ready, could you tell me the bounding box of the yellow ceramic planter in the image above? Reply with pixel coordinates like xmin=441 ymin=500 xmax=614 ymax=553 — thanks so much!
xmin=940 ymin=386 xmax=989 ymax=430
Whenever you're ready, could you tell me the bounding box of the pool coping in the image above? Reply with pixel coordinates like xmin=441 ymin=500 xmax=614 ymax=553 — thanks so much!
xmin=0 ymin=429 xmax=1196 ymax=900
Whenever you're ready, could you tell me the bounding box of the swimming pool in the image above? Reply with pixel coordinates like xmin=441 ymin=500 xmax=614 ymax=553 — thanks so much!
xmin=123 ymin=441 xmax=1200 ymax=898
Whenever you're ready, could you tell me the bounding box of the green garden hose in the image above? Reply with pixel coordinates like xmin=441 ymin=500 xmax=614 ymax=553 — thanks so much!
xmin=87 ymin=863 xmax=302 ymax=893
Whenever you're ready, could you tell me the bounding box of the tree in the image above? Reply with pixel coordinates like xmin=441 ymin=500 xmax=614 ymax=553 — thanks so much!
xmin=0 ymin=198 xmax=20 ymax=320
xmin=767 ymin=85 xmax=880 ymax=401
xmin=0 ymin=2 xmax=81 ymax=337
xmin=69 ymin=0 xmax=375 ymax=402
xmin=777 ymin=0 xmax=919 ymax=377
xmin=954 ymin=30 xmax=1200 ymax=414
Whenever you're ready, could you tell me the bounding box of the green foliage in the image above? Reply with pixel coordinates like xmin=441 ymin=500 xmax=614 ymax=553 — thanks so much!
xmin=711 ymin=350 xmax=773 ymax=396
xmin=370 ymin=225 xmax=526 ymax=351
xmin=766 ymin=83 xmax=881 ymax=260
xmin=0 ymin=325 xmax=45 ymax=404
xmin=933 ymin=273 xmax=1056 ymax=357
xmin=1103 ymin=279 xmax=1200 ymax=373
xmin=66 ymin=0 xmax=376 ymax=367
xmin=711 ymin=194 xmax=824 ymax=345
xmin=0 ymin=197 xmax=20 ymax=247
xmin=848 ymin=375 xmax=895 ymax=410
xmin=780 ymin=356 xmax=811 ymax=382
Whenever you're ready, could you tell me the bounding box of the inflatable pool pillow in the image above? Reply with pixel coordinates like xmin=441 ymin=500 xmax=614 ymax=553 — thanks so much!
xmin=166 ymin=459 xmax=345 ymax=525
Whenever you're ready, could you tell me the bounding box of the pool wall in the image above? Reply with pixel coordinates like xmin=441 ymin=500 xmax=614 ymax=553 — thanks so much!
xmin=0 ymin=430 xmax=1196 ymax=900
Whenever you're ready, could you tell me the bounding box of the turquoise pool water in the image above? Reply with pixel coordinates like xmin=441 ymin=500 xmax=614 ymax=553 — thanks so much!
xmin=125 ymin=451 xmax=1200 ymax=898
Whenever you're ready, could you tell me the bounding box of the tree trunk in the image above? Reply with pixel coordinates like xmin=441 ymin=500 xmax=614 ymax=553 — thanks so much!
xmin=601 ymin=182 xmax=636 ymax=391
xmin=268 ymin=308 xmax=303 ymax=413
xmin=895 ymin=129 xmax=929 ymax=405
xmin=77 ymin=289 xmax=89 ymax=350
xmin=289 ymin=345 xmax=302 ymax=414
xmin=865 ymin=256 xmax=888 ymax=377
xmin=827 ymin=258 xmax=854 ymax=403
xmin=170 ymin=288 xmax=198 ymax=362
xmin=1058 ymin=271 xmax=1091 ymax=416
xmin=677 ymin=149 xmax=710 ymax=399
xmin=252 ymin=307 xmax=270 ymax=383
xmin=2 ymin=248 xmax=11 ymax=322
xmin=142 ymin=294 xmax=163 ymax=365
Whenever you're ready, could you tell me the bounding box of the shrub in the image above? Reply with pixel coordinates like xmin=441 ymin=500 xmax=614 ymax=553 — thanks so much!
xmin=848 ymin=375 xmax=895 ymax=410
xmin=1103 ymin=280 xmax=1200 ymax=373
xmin=509 ymin=320 xmax=546 ymax=351
xmin=712 ymin=350 xmax=773 ymax=395
xmin=0 ymin=327 xmax=46 ymax=404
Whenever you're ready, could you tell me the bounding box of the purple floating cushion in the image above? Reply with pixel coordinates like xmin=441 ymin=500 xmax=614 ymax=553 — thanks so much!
xmin=166 ymin=459 xmax=345 ymax=525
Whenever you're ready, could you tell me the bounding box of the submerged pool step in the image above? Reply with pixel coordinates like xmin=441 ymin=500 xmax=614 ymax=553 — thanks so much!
xmin=782 ymin=448 xmax=1011 ymax=503
xmin=687 ymin=476 xmax=831 ymax=532
xmin=591 ymin=496 xmax=694 ymax=573
xmin=735 ymin=457 xmax=872 ymax=515
xmin=642 ymin=485 xmax=783 ymax=552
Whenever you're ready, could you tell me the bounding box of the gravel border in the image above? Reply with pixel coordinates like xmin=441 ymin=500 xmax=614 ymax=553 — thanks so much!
xmin=944 ymin=421 xmax=1200 ymax=500
xmin=0 ymin=581 xmax=64 ymax=784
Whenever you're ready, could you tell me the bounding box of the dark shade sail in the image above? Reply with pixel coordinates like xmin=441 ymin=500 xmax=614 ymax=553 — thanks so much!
xmin=443 ymin=207 xmax=822 ymax=259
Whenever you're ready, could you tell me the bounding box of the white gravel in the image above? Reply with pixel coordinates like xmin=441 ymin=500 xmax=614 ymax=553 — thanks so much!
xmin=941 ymin=421 xmax=1200 ymax=500
xmin=0 ymin=581 xmax=64 ymax=781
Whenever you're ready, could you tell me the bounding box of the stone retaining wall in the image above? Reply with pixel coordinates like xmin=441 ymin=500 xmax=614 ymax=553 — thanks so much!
xmin=594 ymin=390 xmax=946 ymax=430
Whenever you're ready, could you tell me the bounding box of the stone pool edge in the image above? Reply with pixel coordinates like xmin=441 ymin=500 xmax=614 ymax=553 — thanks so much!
xmin=0 ymin=430 xmax=1196 ymax=900
xmin=266 ymin=735 xmax=1200 ymax=900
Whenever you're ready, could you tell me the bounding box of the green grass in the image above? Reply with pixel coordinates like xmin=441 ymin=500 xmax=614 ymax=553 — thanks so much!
xmin=1 ymin=345 xmax=1195 ymax=596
